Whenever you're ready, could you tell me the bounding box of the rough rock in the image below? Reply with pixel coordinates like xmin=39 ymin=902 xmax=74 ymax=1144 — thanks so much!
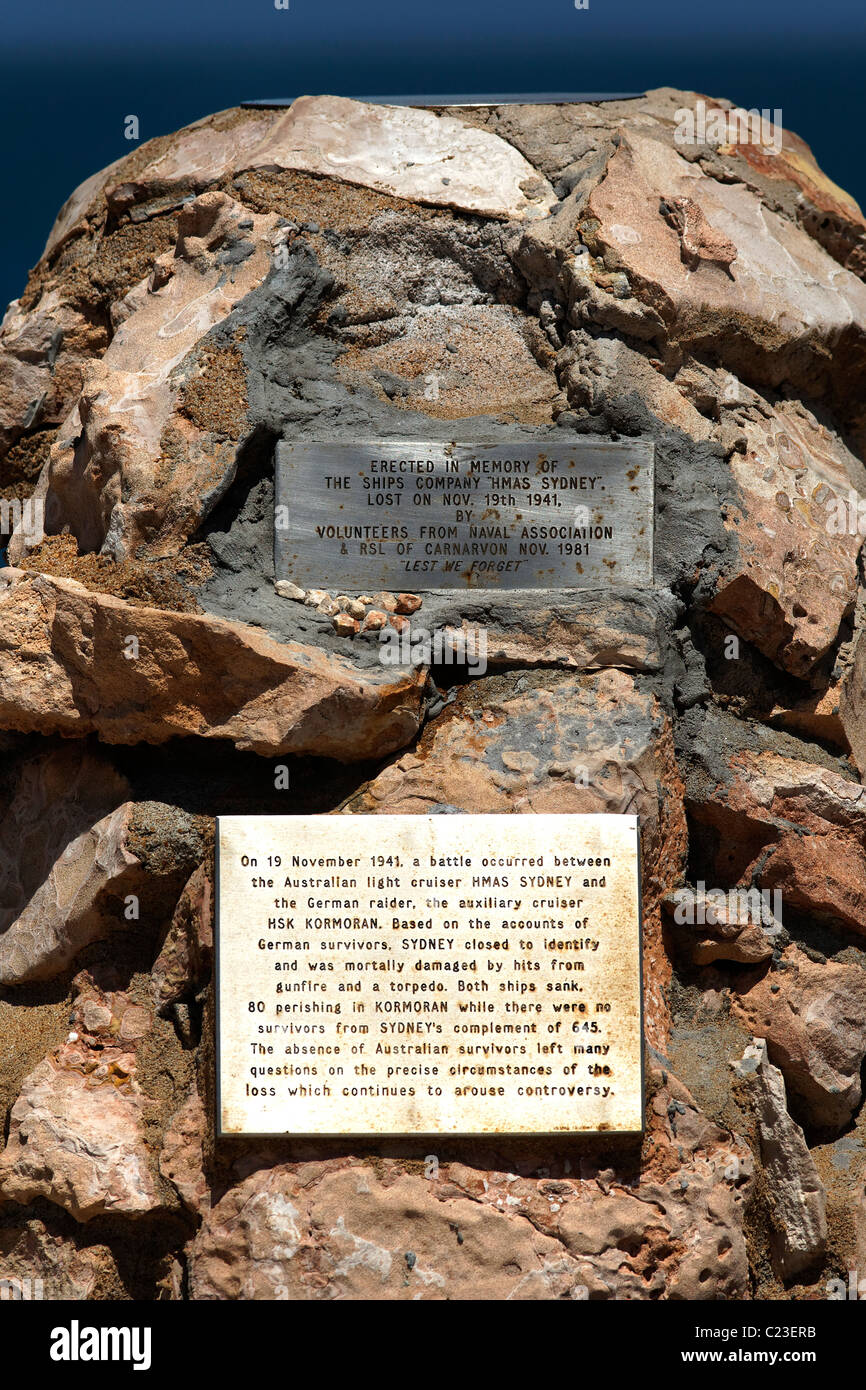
xmin=713 ymin=110 xmax=866 ymax=278
xmin=561 ymin=339 xmax=865 ymax=680
xmin=3 ymin=88 xmax=866 ymax=1304
xmin=732 ymin=948 xmax=866 ymax=1130
xmin=583 ymin=129 xmax=866 ymax=405
xmin=159 ymin=1088 xmax=209 ymax=1215
xmin=767 ymin=686 xmax=848 ymax=751
xmin=0 ymin=292 xmax=103 ymax=461
xmin=189 ymin=1067 xmax=751 ymax=1301
xmin=12 ymin=192 xmax=283 ymax=563
xmin=41 ymin=99 xmax=554 ymax=263
xmin=7 ymin=111 xmax=557 ymax=565
xmin=0 ymin=1060 xmax=158 ymax=1222
xmin=346 ymin=666 xmax=687 ymax=1052
xmin=687 ymin=745 xmax=866 ymax=935
xmin=0 ymin=744 xmax=135 ymax=984
xmin=0 ymin=569 xmax=425 ymax=760
xmin=151 ymin=863 xmax=213 ymax=1011
xmin=663 ymin=888 xmax=776 ymax=965
xmin=734 ymin=1038 xmax=827 ymax=1278
xmin=839 ymin=599 xmax=866 ymax=778
xmin=0 ymin=745 xmax=206 ymax=985
xmin=0 ymin=801 xmax=138 ymax=987
xmin=0 ymin=990 xmax=160 ymax=1224
xmin=708 ymin=396 xmax=865 ymax=677
xmin=0 ymin=973 xmax=168 ymax=1224
xmin=249 ymin=96 xmax=557 ymax=220
xmin=0 ymin=1218 xmax=115 ymax=1300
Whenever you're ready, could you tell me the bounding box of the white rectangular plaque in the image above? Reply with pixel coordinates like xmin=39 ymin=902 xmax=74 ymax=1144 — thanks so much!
xmin=275 ymin=439 xmax=653 ymax=591
xmin=217 ymin=813 xmax=644 ymax=1136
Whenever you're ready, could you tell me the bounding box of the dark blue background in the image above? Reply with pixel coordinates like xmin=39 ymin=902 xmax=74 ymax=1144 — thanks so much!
xmin=2 ymin=0 xmax=864 ymax=313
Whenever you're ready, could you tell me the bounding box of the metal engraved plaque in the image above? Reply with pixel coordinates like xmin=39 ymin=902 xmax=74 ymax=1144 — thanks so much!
xmin=275 ymin=439 xmax=653 ymax=591
xmin=217 ymin=813 xmax=644 ymax=1136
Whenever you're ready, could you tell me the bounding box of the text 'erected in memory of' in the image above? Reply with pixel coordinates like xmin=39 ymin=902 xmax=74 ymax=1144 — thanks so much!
xmin=275 ymin=439 xmax=653 ymax=591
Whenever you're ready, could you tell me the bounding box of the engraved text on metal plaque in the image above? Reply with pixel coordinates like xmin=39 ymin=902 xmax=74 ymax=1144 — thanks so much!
xmin=275 ymin=439 xmax=653 ymax=590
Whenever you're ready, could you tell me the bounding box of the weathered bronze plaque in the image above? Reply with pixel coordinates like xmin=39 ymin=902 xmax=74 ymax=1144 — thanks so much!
xmin=275 ymin=439 xmax=653 ymax=590
xmin=217 ymin=813 xmax=644 ymax=1136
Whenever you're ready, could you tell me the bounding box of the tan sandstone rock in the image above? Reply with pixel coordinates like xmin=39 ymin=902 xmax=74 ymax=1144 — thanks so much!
xmin=0 ymin=1059 xmax=160 ymax=1222
xmin=0 ymin=569 xmax=425 ymax=760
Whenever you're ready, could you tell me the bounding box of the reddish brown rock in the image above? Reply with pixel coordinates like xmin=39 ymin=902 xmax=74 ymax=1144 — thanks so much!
xmin=331 ymin=612 xmax=359 ymax=637
xmin=663 ymin=195 xmax=738 ymax=270
xmin=556 ymin=332 xmax=863 ymax=678
xmin=0 ymin=292 xmax=104 ymax=459
xmin=346 ymin=667 xmax=687 ymax=1052
xmin=359 ymin=609 xmax=387 ymax=634
xmin=151 ymin=863 xmax=213 ymax=1011
xmin=0 ymin=569 xmax=425 ymax=761
xmin=2 ymin=88 xmax=866 ymax=1306
xmin=708 ymin=398 xmax=864 ymax=676
xmin=0 ymin=1060 xmax=157 ymax=1223
xmin=689 ymin=747 xmax=866 ymax=935
xmin=767 ymin=687 xmax=848 ymax=751
xmin=732 ymin=947 xmax=866 ymax=1130
xmin=839 ymin=604 xmax=866 ymax=778
xmin=664 ymin=889 xmax=775 ymax=965
xmin=720 ymin=116 xmax=866 ymax=277
xmin=0 ymin=802 xmax=139 ymax=987
xmin=189 ymin=1063 xmax=752 ymax=1300
xmin=0 ymin=745 xmax=140 ymax=985
xmin=0 ymin=1219 xmax=115 ymax=1301
xmin=584 ymin=129 xmax=866 ymax=400
xmin=159 ymin=1088 xmax=209 ymax=1215
xmin=394 ymin=593 xmax=422 ymax=616
xmin=561 ymin=1066 xmax=754 ymax=1300
xmin=0 ymin=975 xmax=166 ymax=1222
xmin=0 ymin=745 xmax=205 ymax=988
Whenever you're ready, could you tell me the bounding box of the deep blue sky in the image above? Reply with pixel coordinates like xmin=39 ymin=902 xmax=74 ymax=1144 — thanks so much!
xmin=4 ymin=0 xmax=863 ymax=48
xmin=2 ymin=0 xmax=864 ymax=312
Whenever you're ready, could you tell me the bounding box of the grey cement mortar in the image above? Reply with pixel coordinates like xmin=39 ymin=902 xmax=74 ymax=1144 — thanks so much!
xmin=188 ymin=204 xmax=854 ymax=804
xmin=195 ymin=239 xmax=723 ymax=693
xmin=675 ymin=703 xmax=857 ymax=807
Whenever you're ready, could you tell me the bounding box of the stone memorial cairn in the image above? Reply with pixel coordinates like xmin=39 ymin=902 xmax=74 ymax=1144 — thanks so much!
xmin=1 ymin=89 xmax=866 ymax=1299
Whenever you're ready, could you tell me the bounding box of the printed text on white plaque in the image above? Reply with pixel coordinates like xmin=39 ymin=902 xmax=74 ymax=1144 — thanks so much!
xmin=217 ymin=814 xmax=643 ymax=1135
